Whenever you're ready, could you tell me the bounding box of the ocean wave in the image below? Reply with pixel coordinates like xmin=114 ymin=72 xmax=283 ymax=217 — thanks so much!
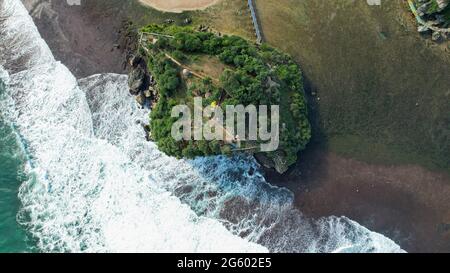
xmin=79 ymin=73 xmax=404 ymax=253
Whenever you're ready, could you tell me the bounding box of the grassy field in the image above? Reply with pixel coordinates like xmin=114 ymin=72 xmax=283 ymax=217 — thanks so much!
xmin=188 ymin=54 xmax=230 ymax=79
xmin=193 ymin=0 xmax=255 ymax=39
xmin=122 ymin=0 xmax=255 ymax=40
xmin=255 ymin=0 xmax=450 ymax=172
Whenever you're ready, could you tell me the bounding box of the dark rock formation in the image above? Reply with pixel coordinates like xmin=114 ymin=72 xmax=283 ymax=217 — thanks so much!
xmin=255 ymin=152 xmax=290 ymax=174
xmin=128 ymin=55 xmax=150 ymax=96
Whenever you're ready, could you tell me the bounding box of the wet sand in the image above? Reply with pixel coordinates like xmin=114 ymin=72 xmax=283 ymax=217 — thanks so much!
xmin=22 ymin=0 xmax=450 ymax=252
xmin=23 ymin=0 xmax=128 ymax=78
xmin=265 ymin=146 xmax=450 ymax=252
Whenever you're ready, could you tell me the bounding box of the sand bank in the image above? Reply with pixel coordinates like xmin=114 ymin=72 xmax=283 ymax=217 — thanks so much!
xmin=139 ymin=0 xmax=219 ymax=13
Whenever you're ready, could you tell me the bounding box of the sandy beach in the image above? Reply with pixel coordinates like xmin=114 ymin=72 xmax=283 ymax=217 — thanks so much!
xmin=139 ymin=0 xmax=219 ymax=13
xmin=22 ymin=0 xmax=128 ymax=78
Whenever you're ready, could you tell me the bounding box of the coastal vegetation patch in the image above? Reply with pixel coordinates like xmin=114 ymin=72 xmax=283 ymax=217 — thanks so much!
xmin=135 ymin=24 xmax=311 ymax=173
xmin=138 ymin=0 xmax=220 ymax=13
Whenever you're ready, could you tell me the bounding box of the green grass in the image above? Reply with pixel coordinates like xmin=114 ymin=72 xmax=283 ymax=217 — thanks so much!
xmin=328 ymin=135 xmax=443 ymax=171
xmin=111 ymin=0 xmax=449 ymax=173
xmin=96 ymin=0 xmax=256 ymax=39
xmin=255 ymin=0 xmax=450 ymax=173
xmin=139 ymin=25 xmax=311 ymax=169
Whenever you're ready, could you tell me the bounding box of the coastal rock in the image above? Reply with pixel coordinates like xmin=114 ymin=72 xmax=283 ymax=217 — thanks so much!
xmin=144 ymin=89 xmax=152 ymax=98
xmin=128 ymin=55 xmax=150 ymax=95
xmin=437 ymin=0 xmax=449 ymax=10
xmin=255 ymin=152 xmax=290 ymax=174
xmin=135 ymin=92 xmax=146 ymax=107
xmin=143 ymin=124 xmax=152 ymax=141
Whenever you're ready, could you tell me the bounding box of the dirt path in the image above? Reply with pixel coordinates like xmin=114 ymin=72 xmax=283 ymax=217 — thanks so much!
xmin=139 ymin=32 xmax=219 ymax=81
xmin=139 ymin=0 xmax=220 ymax=13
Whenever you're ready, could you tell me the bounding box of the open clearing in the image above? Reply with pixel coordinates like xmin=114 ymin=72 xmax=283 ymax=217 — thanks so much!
xmin=139 ymin=0 xmax=220 ymax=13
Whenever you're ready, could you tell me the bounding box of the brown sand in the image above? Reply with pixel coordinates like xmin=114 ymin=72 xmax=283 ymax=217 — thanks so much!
xmin=265 ymin=147 xmax=450 ymax=253
xmin=23 ymin=0 xmax=129 ymax=78
xmin=139 ymin=0 xmax=220 ymax=13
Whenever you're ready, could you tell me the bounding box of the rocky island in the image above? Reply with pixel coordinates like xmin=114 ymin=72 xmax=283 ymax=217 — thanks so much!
xmin=127 ymin=24 xmax=311 ymax=173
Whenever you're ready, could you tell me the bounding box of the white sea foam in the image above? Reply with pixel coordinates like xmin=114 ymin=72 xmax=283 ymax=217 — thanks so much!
xmin=79 ymin=73 xmax=405 ymax=253
xmin=0 ymin=0 xmax=53 ymax=73
xmin=0 ymin=0 xmax=405 ymax=253
xmin=0 ymin=67 xmax=9 ymax=84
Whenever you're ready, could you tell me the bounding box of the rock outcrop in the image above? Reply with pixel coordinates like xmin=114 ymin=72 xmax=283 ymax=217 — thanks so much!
xmin=128 ymin=55 xmax=150 ymax=96
xmin=255 ymin=152 xmax=290 ymax=174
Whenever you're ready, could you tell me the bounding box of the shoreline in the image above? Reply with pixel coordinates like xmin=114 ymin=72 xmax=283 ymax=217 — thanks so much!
xmin=255 ymin=0 xmax=450 ymax=252
xmin=264 ymin=145 xmax=450 ymax=252
xmin=23 ymin=0 xmax=128 ymax=78
xmin=23 ymin=0 xmax=450 ymax=252
xmin=138 ymin=0 xmax=220 ymax=13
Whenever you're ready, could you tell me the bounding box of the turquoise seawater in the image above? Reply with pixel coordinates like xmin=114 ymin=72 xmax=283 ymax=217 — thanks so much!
xmin=0 ymin=80 xmax=30 ymax=252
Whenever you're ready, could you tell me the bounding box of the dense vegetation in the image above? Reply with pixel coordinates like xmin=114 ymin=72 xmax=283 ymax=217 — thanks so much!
xmin=250 ymin=0 xmax=450 ymax=173
xmin=140 ymin=24 xmax=311 ymax=170
xmin=416 ymin=0 xmax=450 ymax=21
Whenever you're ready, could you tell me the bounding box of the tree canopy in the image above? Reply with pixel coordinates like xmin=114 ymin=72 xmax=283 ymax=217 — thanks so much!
xmin=140 ymin=24 xmax=311 ymax=170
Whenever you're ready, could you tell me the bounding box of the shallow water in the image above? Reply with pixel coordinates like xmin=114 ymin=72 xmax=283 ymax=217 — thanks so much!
xmin=0 ymin=80 xmax=30 ymax=252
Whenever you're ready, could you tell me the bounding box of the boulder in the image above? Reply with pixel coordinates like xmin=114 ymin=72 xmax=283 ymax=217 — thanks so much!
xmin=135 ymin=92 xmax=146 ymax=107
xmin=128 ymin=55 xmax=150 ymax=95
xmin=255 ymin=151 xmax=290 ymax=174
xmin=437 ymin=0 xmax=449 ymax=10
xmin=144 ymin=89 xmax=152 ymax=98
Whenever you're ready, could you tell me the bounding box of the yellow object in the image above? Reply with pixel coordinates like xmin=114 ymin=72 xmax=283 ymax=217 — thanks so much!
xmin=211 ymin=101 xmax=217 ymax=108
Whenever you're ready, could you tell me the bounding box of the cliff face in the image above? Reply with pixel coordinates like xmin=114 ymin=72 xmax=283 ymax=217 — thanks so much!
xmin=255 ymin=152 xmax=290 ymax=174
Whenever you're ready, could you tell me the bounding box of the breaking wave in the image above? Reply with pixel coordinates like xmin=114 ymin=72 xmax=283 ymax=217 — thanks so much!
xmin=0 ymin=0 xmax=265 ymax=253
